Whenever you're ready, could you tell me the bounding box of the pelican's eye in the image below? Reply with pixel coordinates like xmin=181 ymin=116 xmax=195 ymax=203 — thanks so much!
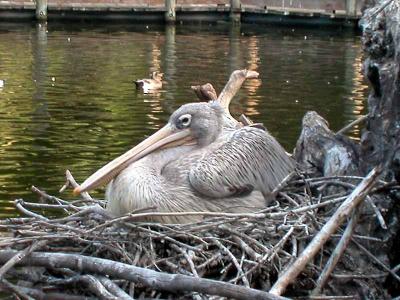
xmin=177 ymin=114 xmax=192 ymax=128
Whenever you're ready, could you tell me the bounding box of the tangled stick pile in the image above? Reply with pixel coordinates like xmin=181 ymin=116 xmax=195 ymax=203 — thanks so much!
xmin=0 ymin=167 xmax=397 ymax=299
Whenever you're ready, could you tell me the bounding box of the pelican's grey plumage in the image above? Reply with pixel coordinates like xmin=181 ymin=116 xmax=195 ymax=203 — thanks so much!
xmin=75 ymin=101 xmax=295 ymax=223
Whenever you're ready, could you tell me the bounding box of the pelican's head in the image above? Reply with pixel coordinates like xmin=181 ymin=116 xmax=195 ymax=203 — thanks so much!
xmin=74 ymin=101 xmax=223 ymax=194
xmin=169 ymin=102 xmax=223 ymax=146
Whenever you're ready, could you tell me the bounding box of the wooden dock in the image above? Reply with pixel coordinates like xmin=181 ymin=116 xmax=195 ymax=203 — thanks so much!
xmin=0 ymin=0 xmax=362 ymax=26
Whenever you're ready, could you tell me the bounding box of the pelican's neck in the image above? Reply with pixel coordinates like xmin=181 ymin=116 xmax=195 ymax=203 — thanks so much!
xmin=142 ymin=144 xmax=199 ymax=170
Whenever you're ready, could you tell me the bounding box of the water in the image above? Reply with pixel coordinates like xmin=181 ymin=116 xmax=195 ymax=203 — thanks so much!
xmin=0 ymin=22 xmax=368 ymax=218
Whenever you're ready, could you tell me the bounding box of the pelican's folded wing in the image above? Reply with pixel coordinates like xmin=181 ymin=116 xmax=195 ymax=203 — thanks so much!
xmin=188 ymin=127 xmax=295 ymax=198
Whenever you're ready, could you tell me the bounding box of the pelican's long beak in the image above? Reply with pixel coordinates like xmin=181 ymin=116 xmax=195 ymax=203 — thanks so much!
xmin=73 ymin=125 xmax=194 ymax=194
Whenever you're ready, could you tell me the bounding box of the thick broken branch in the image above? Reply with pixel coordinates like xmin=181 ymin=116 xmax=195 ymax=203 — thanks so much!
xmin=217 ymin=69 xmax=259 ymax=111
xmin=217 ymin=69 xmax=259 ymax=123
xmin=0 ymin=250 xmax=288 ymax=300
xmin=191 ymin=83 xmax=218 ymax=101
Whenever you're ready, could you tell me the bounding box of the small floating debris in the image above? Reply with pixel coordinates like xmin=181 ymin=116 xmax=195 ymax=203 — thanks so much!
xmin=304 ymin=35 xmax=308 ymax=40
xmin=51 ymin=77 xmax=56 ymax=82
xmin=67 ymin=37 xmax=71 ymax=42
xmin=0 ymin=80 xmax=4 ymax=88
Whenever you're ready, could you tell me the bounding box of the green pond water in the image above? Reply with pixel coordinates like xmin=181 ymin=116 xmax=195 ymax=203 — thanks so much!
xmin=0 ymin=22 xmax=368 ymax=217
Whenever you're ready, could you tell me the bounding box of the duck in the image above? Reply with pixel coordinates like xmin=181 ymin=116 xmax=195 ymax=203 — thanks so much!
xmin=134 ymin=71 xmax=163 ymax=93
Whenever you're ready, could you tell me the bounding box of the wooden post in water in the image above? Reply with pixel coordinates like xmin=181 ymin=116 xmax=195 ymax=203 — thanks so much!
xmin=230 ymin=0 xmax=241 ymax=23
xmin=165 ymin=0 xmax=176 ymax=23
xmin=36 ymin=0 xmax=48 ymax=21
xmin=345 ymin=0 xmax=357 ymax=17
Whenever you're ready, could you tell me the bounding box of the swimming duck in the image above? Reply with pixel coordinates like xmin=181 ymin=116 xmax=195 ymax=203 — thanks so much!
xmin=134 ymin=71 xmax=163 ymax=93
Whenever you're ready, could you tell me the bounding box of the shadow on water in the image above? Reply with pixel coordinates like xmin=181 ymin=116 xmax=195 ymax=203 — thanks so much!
xmin=0 ymin=22 xmax=368 ymax=217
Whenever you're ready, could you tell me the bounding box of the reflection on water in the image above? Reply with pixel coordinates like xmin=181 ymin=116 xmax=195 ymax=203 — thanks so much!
xmin=0 ymin=22 xmax=368 ymax=217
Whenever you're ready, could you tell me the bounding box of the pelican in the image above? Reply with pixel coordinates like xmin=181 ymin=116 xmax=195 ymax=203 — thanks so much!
xmin=134 ymin=71 xmax=163 ymax=93
xmin=74 ymin=101 xmax=295 ymax=223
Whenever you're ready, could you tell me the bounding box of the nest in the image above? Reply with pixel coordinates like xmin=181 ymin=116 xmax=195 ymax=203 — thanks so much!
xmin=0 ymin=168 xmax=396 ymax=299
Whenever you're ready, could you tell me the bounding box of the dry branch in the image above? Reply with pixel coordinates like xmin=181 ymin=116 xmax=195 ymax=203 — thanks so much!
xmin=191 ymin=83 xmax=218 ymax=101
xmin=335 ymin=115 xmax=368 ymax=136
xmin=312 ymin=209 xmax=361 ymax=295
xmin=270 ymin=166 xmax=383 ymax=295
xmin=0 ymin=250 xmax=287 ymax=300
xmin=217 ymin=69 xmax=258 ymax=122
xmin=0 ymin=240 xmax=47 ymax=279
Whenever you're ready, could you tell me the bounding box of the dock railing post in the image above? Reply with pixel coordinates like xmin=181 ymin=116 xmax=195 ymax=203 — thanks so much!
xmin=230 ymin=0 xmax=241 ymax=22
xmin=346 ymin=0 xmax=357 ymax=17
xmin=35 ymin=0 xmax=48 ymax=21
xmin=165 ymin=0 xmax=176 ymax=23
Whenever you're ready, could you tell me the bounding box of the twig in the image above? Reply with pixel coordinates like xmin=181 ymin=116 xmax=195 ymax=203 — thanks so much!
xmin=268 ymin=196 xmax=347 ymax=218
xmin=80 ymin=275 xmax=119 ymax=300
xmin=97 ymin=276 xmax=134 ymax=300
xmin=65 ymin=169 xmax=94 ymax=201
xmin=213 ymin=238 xmax=250 ymax=287
xmin=232 ymin=236 xmax=262 ymax=261
xmin=0 ymin=278 xmax=35 ymax=300
xmin=365 ymin=196 xmax=387 ymax=229
xmin=14 ymin=199 xmax=48 ymax=220
xmin=52 ymin=204 xmax=112 ymax=223
xmin=170 ymin=244 xmax=199 ymax=277
xmin=312 ymin=208 xmax=361 ymax=295
xmin=88 ymin=211 xmax=266 ymax=233
xmin=270 ymin=166 xmax=382 ymax=295
xmin=335 ymin=115 xmax=368 ymax=136
xmin=31 ymin=185 xmax=70 ymax=205
xmin=271 ymin=172 xmax=297 ymax=198
xmin=352 ymin=238 xmax=400 ymax=282
xmin=217 ymin=69 xmax=259 ymax=121
xmin=0 ymin=250 xmax=289 ymax=300
xmin=0 ymin=240 xmax=47 ymax=279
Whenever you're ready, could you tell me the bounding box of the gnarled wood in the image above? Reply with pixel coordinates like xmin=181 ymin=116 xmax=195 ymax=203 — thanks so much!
xmin=293 ymin=111 xmax=360 ymax=177
xmin=0 ymin=250 xmax=288 ymax=300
